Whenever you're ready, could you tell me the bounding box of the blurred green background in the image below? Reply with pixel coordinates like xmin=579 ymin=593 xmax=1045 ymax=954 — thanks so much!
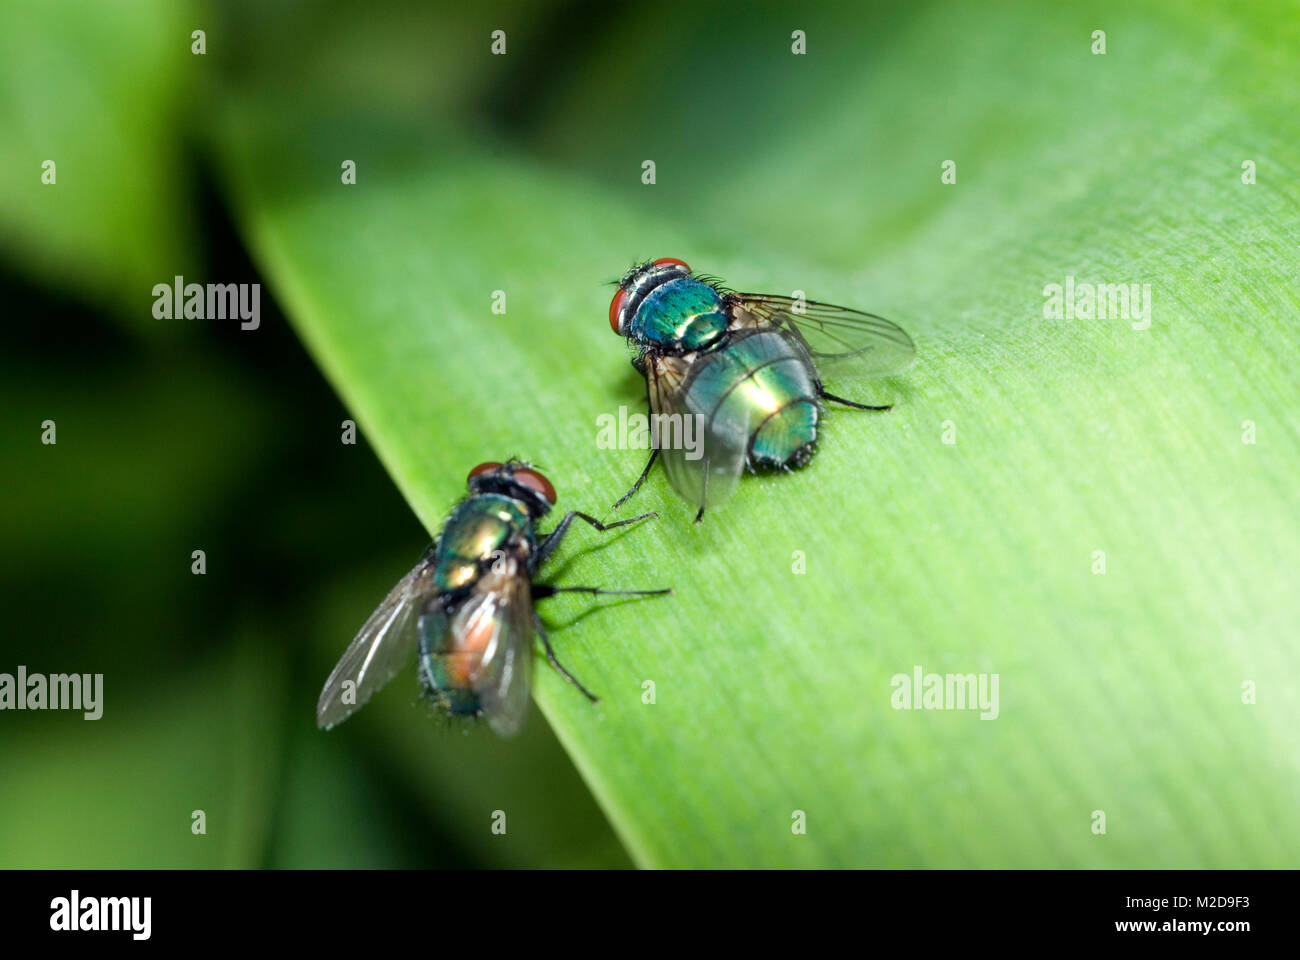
xmin=1 ymin=0 xmax=1297 ymax=868
xmin=0 ymin=0 xmax=639 ymax=868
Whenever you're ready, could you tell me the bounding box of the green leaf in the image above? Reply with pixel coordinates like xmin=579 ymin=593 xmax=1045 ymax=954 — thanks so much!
xmin=216 ymin=0 xmax=1300 ymax=866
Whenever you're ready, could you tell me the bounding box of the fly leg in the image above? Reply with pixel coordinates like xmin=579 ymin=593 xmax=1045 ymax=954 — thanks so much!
xmin=533 ymin=613 xmax=599 ymax=703
xmin=535 ymin=509 xmax=658 ymax=568
xmin=534 ymin=584 xmax=671 ymax=599
xmin=818 ymin=388 xmax=892 ymax=411
xmin=694 ymin=455 xmax=710 ymax=524
xmin=613 ymin=448 xmax=659 ymax=509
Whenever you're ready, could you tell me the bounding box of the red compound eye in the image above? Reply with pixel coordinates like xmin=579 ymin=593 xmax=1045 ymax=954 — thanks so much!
xmin=652 ymin=257 xmax=691 ymax=271
xmin=467 ymin=461 xmax=502 ymax=483
xmin=609 ymin=287 xmax=628 ymax=334
xmin=513 ymin=468 xmax=557 ymax=505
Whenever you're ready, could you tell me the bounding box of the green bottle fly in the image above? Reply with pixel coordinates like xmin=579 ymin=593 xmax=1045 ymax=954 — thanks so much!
xmin=609 ymin=257 xmax=916 ymax=521
xmin=316 ymin=460 xmax=669 ymax=736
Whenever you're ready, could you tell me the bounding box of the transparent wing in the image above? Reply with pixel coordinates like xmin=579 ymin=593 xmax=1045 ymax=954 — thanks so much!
xmin=448 ymin=559 xmax=535 ymax=737
xmin=316 ymin=552 xmax=438 ymax=730
xmin=730 ymin=292 xmax=915 ymax=377
xmin=648 ymin=352 xmax=750 ymax=512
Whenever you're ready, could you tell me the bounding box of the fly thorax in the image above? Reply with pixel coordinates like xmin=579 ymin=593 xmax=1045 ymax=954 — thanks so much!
xmin=630 ymin=277 xmax=728 ymax=352
xmin=433 ymin=494 xmax=532 ymax=591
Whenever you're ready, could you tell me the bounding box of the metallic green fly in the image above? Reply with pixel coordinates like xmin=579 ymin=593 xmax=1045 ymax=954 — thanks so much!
xmin=609 ymin=258 xmax=916 ymax=521
xmin=316 ymin=459 xmax=669 ymax=737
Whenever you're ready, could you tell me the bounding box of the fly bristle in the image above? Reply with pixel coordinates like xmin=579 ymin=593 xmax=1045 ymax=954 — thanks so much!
xmin=788 ymin=441 xmax=817 ymax=469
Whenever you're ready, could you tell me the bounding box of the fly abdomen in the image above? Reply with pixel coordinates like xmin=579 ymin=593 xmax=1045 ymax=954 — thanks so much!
xmin=684 ymin=329 xmax=820 ymax=470
xmin=417 ymin=597 xmax=488 ymax=717
xmin=750 ymin=399 xmax=819 ymax=468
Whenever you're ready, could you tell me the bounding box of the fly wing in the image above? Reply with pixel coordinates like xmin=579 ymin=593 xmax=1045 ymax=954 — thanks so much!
xmin=730 ymin=292 xmax=915 ymax=379
xmin=647 ymin=352 xmax=750 ymax=512
xmin=316 ymin=551 xmax=439 ymax=730
xmin=447 ymin=556 xmax=535 ymax=737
